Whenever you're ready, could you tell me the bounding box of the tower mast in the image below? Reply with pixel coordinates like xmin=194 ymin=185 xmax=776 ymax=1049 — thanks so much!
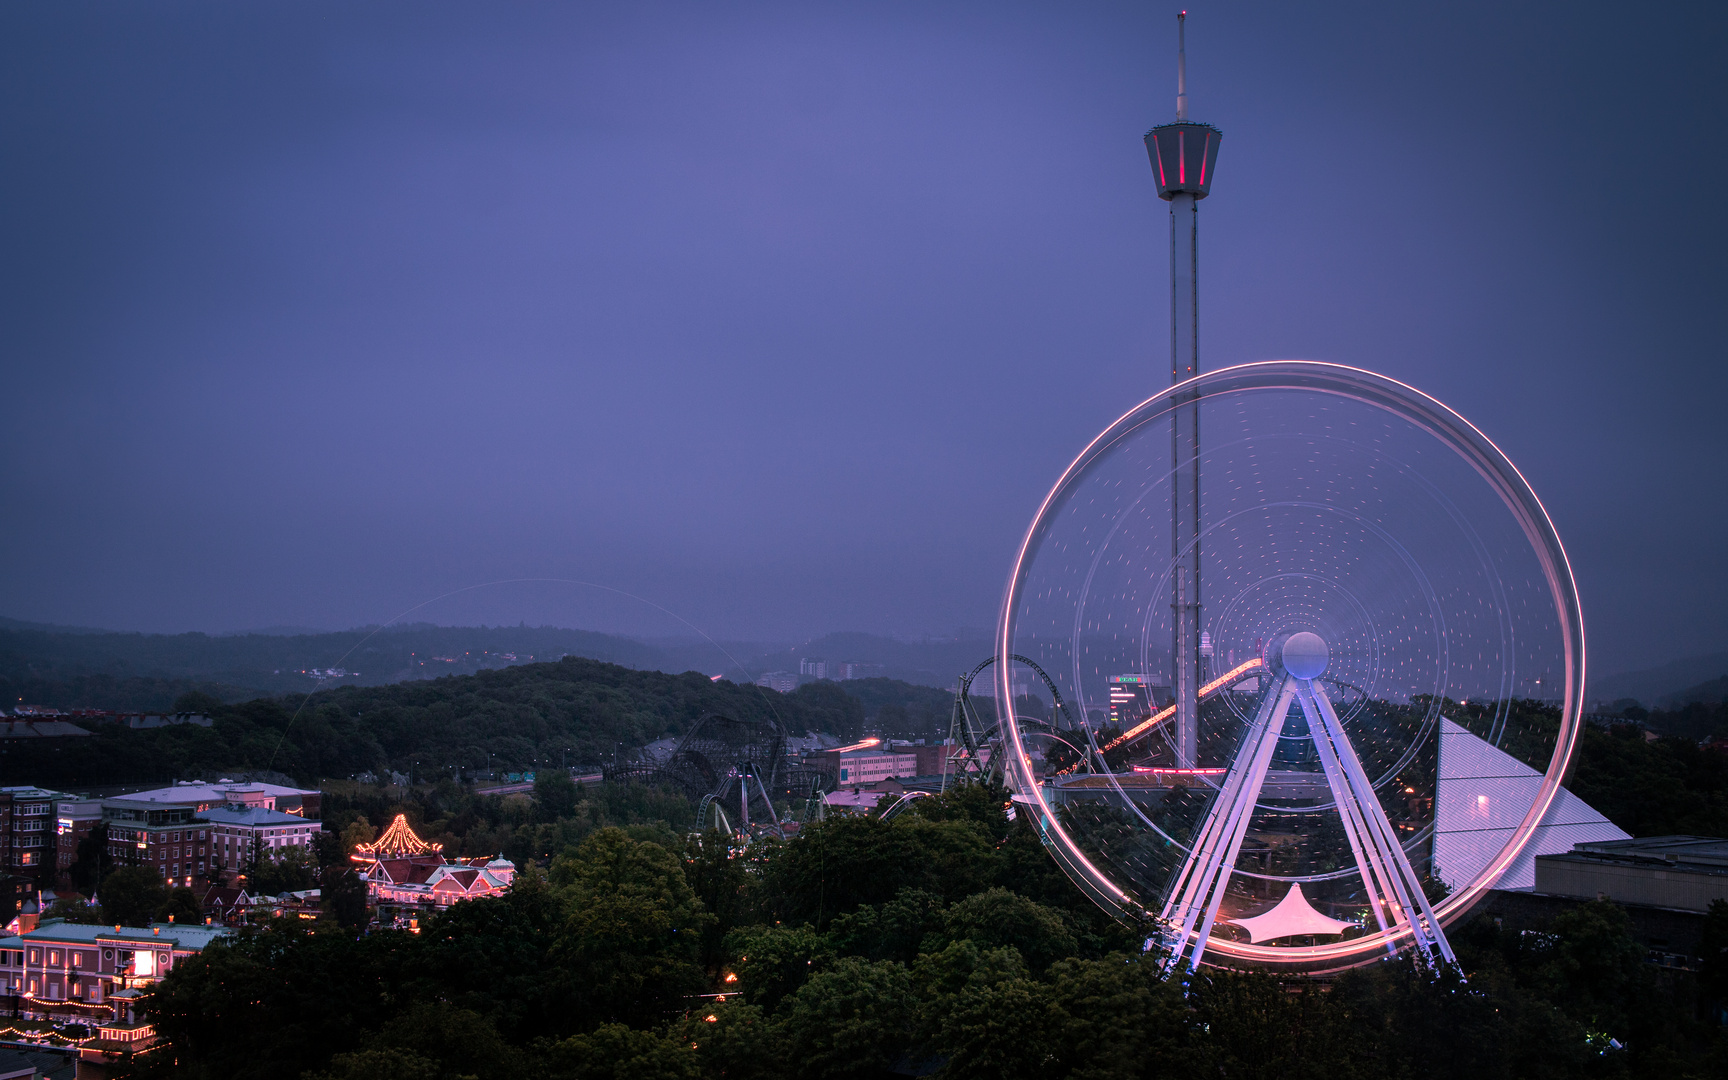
xmin=1146 ymin=11 xmax=1220 ymax=767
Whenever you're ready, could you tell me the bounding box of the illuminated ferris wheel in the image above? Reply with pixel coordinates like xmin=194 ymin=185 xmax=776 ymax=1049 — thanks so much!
xmin=995 ymin=361 xmax=1586 ymax=974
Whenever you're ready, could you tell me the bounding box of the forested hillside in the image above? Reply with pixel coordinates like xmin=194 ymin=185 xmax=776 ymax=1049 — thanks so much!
xmin=0 ymin=657 xmax=868 ymax=788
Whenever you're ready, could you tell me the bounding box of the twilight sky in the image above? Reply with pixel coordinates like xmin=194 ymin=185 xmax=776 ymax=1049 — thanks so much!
xmin=2 ymin=1 xmax=1724 ymax=677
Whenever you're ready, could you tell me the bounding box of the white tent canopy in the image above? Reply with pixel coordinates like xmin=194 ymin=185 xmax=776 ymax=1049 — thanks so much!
xmin=1229 ymin=883 xmax=1356 ymax=943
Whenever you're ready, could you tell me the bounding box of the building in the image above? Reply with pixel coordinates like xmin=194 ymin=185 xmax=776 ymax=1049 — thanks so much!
xmin=0 ymin=919 xmax=230 ymax=1071
xmin=1533 ymin=836 xmax=1728 ymax=913
xmin=0 ymin=1047 xmax=73 ymax=1080
xmin=0 ymin=919 xmax=230 ymax=1020
xmin=201 ymin=805 xmax=321 ymax=880
xmin=835 ymin=752 xmax=918 ymax=786
xmin=95 ymin=792 xmax=321 ymax=888
xmin=1430 ymin=718 xmax=1630 ymax=892
xmin=1472 ymin=838 xmax=1728 ymax=971
xmin=100 ymin=799 xmax=203 ymax=886
xmin=754 ymin=671 xmax=798 ymax=694
xmin=351 ymin=815 xmax=513 ymax=913
xmin=798 ymin=659 xmax=883 ymax=681
xmin=0 ymin=789 xmax=74 ymax=893
xmin=53 ymin=800 xmax=103 ymax=890
xmin=822 ymin=788 xmax=893 ymax=814
xmin=803 ymin=741 xmax=952 ymax=788
xmin=365 ymin=858 xmax=515 ymax=910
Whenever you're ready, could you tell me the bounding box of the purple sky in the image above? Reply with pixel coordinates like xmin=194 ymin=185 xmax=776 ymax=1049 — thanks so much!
xmin=2 ymin=1 xmax=1724 ymax=676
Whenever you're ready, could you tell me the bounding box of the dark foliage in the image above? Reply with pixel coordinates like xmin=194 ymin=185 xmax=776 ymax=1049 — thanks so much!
xmin=1569 ymin=723 xmax=1728 ymax=837
xmin=125 ymin=774 xmax=1728 ymax=1080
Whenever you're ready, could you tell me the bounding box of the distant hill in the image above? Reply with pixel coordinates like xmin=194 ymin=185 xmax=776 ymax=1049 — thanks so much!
xmin=0 ymin=619 xmax=762 ymax=704
xmin=1588 ymin=650 xmax=1728 ymax=707
xmin=0 ymin=655 xmax=885 ymax=789
xmin=1662 ymin=673 xmax=1728 ymax=707
xmin=0 ymin=615 xmax=113 ymax=635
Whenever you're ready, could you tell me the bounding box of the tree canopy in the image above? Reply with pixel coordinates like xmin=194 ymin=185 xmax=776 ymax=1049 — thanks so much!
xmin=129 ymin=784 xmax=1728 ymax=1080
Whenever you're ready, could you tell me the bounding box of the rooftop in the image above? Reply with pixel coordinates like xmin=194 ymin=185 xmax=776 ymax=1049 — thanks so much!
xmin=201 ymin=805 xmax=316 ymax=827
xmin=20 ymin=920 xmax=232 ymax=950
xmin=0 ymin=720 xmax=91 ymax=739
xmin=123 ymin=780 xmax=318 ymax=802
xmin=0 ymin=786 xmax=74 ymax=800
xmin=1547 ymin=835 xmax=1728 ymax=873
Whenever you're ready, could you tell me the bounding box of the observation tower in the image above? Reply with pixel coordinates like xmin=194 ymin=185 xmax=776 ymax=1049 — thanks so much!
xmin=1147 ymin=12 xmax=1221 ymax=768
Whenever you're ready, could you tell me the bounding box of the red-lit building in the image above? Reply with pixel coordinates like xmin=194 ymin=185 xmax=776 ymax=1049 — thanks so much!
xmin=351 ymin=815 xmax=513 ymax=913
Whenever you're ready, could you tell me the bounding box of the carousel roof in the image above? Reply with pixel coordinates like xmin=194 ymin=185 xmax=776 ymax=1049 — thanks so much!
xmin=354 ymin=813 xmax=442 ymax=858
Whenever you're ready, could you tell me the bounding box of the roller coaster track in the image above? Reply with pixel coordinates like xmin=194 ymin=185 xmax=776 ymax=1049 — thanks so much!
xmin=949 ymin=654 xmax=1075 ymax=785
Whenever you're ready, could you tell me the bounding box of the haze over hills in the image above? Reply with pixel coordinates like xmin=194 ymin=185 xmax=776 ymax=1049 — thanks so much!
xmin=9 ymin=613 xmax=1727 ymax=716
xmin=1588 ymin=650 xmax=1728 ymax=708
xmin=0 ymin=617 xmax=1001 ymax=714
xmin=746 ymin=630 xmax=997 ymax=689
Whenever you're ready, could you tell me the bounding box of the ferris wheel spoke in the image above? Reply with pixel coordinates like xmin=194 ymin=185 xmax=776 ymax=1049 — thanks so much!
xmin=1304 ymin=678 xmax=1457 ymax=969
xmin=1160 ymin=674 xmax=1297 ymax=972
xmin=1296 ymin=687 xmax=1397 ymax=945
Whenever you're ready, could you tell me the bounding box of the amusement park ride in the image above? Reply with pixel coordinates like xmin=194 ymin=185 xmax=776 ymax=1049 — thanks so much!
xmin=980 ymin=14 xmax=1588 ymax=976
xmin=626 ymin=14 xmax=1594 ymax=979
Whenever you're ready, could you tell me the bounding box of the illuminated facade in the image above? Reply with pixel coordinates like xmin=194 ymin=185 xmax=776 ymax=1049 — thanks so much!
xmin=0 ymin=920 xmax=229 ymax=1034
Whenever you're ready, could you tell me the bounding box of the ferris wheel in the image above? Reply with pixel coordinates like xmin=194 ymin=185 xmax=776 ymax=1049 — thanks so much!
xmin=996 ymin=361 xmax=1585 ymax=974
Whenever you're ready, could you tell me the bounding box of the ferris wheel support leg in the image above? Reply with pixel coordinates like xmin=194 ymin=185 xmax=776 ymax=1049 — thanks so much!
xmin=1303 ymin=680 xmax=1458 ymax=971
xmin=1296 ymin=689 xmax=1397 ymax=951
xmin=1160 ymin=676 xmax=1297 ymax=973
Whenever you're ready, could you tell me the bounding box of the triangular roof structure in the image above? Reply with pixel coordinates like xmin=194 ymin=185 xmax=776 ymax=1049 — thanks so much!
xmin=1432 ymin=718 xmax=1629 ymax=891
xmin=434 ymin=867 xmax=481 ymax=890
xmin=353 ymin=813 xmax=442 ymax=859
xmin=369 ymin=858 xmax=441 ymax=886
xmin=1229 ymin=884 xmax=1355 ymax=944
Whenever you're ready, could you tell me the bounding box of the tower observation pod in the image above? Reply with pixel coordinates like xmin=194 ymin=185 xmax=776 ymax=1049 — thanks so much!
xmin=1148 ymin=12 xmax=1221 ymax=768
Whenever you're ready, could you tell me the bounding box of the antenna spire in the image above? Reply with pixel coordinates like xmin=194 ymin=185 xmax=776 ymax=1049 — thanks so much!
xmin=1176 ymin=11 xmax=1188 ymax=120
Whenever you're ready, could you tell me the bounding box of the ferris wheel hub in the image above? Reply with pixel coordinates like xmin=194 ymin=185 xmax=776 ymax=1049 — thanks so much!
xmin=1279 ymin=632 xmax=1330 ymax=680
